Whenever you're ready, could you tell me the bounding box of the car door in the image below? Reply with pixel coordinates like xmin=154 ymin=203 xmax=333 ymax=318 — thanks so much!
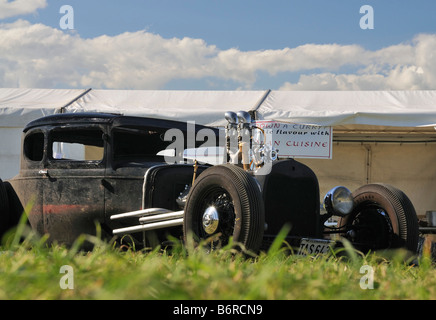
xmin=103 ymin=127 xmax=160 ymax=221
xmin=42 ymin=125 xmax=106 ymax=246
xmin=8 ymin=128 xmax=46 ymax=235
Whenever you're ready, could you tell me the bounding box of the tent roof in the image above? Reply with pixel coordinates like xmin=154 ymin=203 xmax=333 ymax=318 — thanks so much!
xmin=0 ymin=88 xmax=89 ymax=127
xmin=257 ymin=90 xmax=436 ymax=128
xmin=65 ymin=89 xmax=267 ymax=127
xmin=1 ymin=88 xmax=436 ymax=129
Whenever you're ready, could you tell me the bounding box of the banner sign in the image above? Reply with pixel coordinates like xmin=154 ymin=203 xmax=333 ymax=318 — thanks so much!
xmin=254 ymin=121 xmax=333 ymax=159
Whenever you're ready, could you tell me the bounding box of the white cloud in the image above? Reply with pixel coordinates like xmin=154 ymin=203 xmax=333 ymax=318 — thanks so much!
xmin=1 ymin=20 xmax=436 ymax=90
xmin=0 ymin=0 xmax=47 ymax=19
xmin=213 ymin=44 xmax=367 ymax=82
xmin=0 ymin=20 xmax=219 ymax=88
xmin=280 ymin=66 xmax=428 ymax=91
xmin=280 ymin=37 xmax=436 ymax=91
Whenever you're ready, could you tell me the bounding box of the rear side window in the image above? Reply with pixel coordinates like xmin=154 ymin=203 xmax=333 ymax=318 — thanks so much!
xmin=24 ymin=132 xmax=44 ymax=162
xmin=50 ymin=128 xmax=104 ymax=162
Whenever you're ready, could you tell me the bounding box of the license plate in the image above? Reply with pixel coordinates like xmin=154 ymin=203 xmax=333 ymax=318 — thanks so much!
xmin=297 ymin=238 xmax=335 ymax=255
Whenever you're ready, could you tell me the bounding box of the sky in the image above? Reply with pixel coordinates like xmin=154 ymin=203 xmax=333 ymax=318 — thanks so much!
xmin=1 ymin=0 xmax=436 ymax=91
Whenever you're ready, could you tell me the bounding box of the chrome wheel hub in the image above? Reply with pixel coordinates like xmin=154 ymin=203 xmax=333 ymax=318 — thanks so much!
xmin=202 ymin=206 xmax=219 ymax=234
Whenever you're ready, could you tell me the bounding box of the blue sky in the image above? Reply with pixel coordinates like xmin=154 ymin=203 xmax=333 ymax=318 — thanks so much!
xmin=21 ymin=0 xmax=436 ymax=49
xmin=1 ymin=0 xmax=436 ymax=90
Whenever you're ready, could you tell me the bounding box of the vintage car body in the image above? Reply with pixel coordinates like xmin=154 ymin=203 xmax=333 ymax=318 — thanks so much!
xmin=0 ymin=112 xmax=427 ymax=254
xmin=3 ymin=113 xmax=217 ymax=247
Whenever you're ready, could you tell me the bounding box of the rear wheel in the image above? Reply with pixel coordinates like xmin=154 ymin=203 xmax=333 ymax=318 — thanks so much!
xmin=340 ymin=184 xmax=419 ymax=252
xmin=0 ymin=179 xmax=10 ymax=238
xmin=183 ymin=164 xmax=265 ymax=253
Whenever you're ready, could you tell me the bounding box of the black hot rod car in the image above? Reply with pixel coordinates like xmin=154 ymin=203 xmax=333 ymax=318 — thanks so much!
xmin=0 ymin=111 xmax=423 ymax=254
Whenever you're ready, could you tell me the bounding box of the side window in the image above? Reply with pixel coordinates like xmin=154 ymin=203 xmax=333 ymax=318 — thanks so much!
xmin=112 ymin=129 xmax=169 ymax=162
xmin=24 ymin=132 xmax=44 ymax=162
xmin=49 ymin=128 xmax=104 ymax=162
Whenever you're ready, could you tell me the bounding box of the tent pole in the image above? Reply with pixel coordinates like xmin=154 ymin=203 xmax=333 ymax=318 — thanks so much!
xmin=56 ymin=88 xmax=93 ymax=114
xmin=249 ymin=89 xmax=271 ymax=120
xmin=364 ymin=144 xmax=372 ymax=184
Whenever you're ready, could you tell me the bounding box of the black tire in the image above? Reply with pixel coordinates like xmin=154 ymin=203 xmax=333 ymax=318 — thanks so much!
xmin=0 ymin=179 xmax=10 ymax=237
xmin=340 ymin=184 xmax=419 ymax=252
xmin=183 ymin=164 xmax=265 ymax=253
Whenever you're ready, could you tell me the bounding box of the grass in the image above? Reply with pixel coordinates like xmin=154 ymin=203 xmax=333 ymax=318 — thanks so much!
xmin=0 ymin=218 xmax=435 ymax=300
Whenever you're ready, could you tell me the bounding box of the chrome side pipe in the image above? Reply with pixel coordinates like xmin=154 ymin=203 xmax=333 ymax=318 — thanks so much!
xmin=112 ymin=217 xmax=184 ymax=235
xmin=110 ymin=208 xmax=172 ymax=220
xmin=139 ymin=210 xmax=184 ymax=224
xmin=111 ymin=208 xmax=184 ymax=235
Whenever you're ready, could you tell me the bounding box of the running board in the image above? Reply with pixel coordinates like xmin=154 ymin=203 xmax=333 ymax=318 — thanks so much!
xmin=110 ymin=208 xmax=184 ymax=235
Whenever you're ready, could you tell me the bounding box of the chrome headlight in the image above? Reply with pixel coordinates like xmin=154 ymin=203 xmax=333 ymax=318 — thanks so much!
xmin=225 ymin=111 xmax=238 ymax=125
xmin=236 ymin=111 xmax=251 ymax=124
xmin=323 ymin=186 xmax=354 ymax=216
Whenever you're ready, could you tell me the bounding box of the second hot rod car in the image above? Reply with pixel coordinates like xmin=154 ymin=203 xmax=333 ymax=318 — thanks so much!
xmin=0 ymin=111 xmax=425 ymax=254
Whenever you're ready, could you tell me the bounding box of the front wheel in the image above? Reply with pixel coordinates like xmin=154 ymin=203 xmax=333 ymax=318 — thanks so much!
xmin=183 ymin=164 xmax=265 ymax=253
xmin=339 ymin=184 xmax=419 ymax=253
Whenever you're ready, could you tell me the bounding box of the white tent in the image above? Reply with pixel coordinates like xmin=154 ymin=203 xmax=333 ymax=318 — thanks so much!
xmin=255 ymin=91 xmax=436 ymax=218
xmin=258 ymin=90 xmax=436 ymax=127
xmin=64 ymin=89 xmax=269 ymax=127
xmin=0 ymin=88 xmax=91 ymax=127
xmin=1 ymin=88 xmax=436 ymax=217
xmin=0 ymin=88 xmax=91 ymax=181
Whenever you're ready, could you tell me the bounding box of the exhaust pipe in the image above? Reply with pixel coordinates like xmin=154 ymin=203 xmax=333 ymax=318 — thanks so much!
xmin=111 ymin=208 xmax=184 ymax=235
xmin=112 ymin=217 xmax=184 ymax=235
xmin=110 ymin=208 xmax=172 ymax=220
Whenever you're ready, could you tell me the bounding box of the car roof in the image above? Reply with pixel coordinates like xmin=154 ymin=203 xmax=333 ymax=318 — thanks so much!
xmin=24 ymin=112 xmax=120 ymax=131
xmin=24 ymin=112 xmax=219 ymax=134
